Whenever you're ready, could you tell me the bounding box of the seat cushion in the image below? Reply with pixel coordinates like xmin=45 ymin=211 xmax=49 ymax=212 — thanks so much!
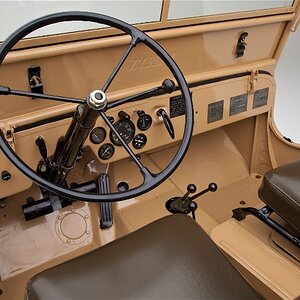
xmin=26 ymin=214 xmax=261 ymax=300
xmin=258 ymin=160 xmax=300 ymax=233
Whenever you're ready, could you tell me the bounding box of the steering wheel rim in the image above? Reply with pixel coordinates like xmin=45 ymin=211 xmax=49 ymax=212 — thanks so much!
xmin=0 ymin=11 xmax=194 ymax=202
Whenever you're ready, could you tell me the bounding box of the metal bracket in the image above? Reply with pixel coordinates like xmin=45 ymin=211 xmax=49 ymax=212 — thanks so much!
xmin=233 ymin=206 xmax=300 ymax=248
xmin=247 ymin=69 xmax=258 ymax=94
xmin=1 ymin=123 xmax=15 ymax=150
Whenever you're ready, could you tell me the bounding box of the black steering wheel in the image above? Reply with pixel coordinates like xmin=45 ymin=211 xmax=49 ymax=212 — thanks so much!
xmin=0 ymin=12 xmax=193 ymax=202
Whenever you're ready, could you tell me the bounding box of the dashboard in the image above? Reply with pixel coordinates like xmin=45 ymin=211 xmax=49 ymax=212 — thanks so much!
xmin=0 ymin=19 xmax=282 ymax=198
xmin=0 ymin=71 xmax=275 ymax=199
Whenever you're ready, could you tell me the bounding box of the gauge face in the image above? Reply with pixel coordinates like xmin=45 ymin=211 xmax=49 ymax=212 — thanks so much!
xmin=110 ymin=120 xmax=135 ymax=146
xmin=132 ymin=133 xmax=147 ymax=149
xmin=98 ymin=143 xmax=115 ymax=160
xmin=137 ymin=114 xmax=152 ymax=131
xmin=90 ymin=127 xmax=106 ymax=144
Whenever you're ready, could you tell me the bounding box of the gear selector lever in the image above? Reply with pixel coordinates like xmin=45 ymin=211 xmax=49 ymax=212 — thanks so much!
xmin=166 ymin=183 xmax=218 ymax=220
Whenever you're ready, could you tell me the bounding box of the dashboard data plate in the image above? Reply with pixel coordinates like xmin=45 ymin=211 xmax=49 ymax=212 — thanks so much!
xmin=253 ymin=88 xmax=269 ymax=108
xmin=207 ymin=100 xmax=224 ymax=123
xmin=169 ymin=93 xmax=192 ymax=118
xmin=230 ymin=94 xmax=248 ymax=116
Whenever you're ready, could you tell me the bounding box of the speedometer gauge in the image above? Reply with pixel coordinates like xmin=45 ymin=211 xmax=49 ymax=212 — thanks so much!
xmin=110 ymin=120 xmax=135 ymax=146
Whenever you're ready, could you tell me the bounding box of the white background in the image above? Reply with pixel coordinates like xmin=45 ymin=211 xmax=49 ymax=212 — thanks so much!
xmin=274 ymin=28 xmax=300 ymax=143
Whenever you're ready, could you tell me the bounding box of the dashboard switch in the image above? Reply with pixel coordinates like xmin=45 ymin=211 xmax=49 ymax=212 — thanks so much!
xmin=157 ymin=108 xmax=175 ymax=139
xmin=137 ymin=110 xmax=152 ymax=131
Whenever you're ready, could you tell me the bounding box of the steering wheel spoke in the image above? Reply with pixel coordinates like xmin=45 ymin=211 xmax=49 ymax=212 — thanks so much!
xmin=102 ymin=39 xmax=137 ymax=93
xmin=0 ymin=85 xmax=85 ymax=104
xmin=107 ymin=79 xmax=176 ymax=109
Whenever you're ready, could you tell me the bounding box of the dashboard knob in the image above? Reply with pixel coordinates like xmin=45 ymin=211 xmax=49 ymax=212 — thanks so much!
xmin=137 ymin=110 xmax=145 ymax=117
xmin=118 ymin=111 xmax=130 ymax=120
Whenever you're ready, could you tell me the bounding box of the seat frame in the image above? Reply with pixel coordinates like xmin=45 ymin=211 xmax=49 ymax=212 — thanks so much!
xmin=233 ymin=205 xmax=300 ymax=247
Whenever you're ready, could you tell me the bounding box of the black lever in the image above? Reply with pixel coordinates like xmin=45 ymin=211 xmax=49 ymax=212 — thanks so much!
xmin=156 ymin=108 xmax=175 ymax=139
xmin=166 ymin=183 xmax=218 ymax=221
xmin=35 ymin=136 xmax=47 ymax=160
xmin=190 ymin=183 xmax=218 ymax=201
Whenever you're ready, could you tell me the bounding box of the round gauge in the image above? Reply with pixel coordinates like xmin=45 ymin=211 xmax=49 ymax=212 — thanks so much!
xmin=98 ymin=143 xmax=115 ymax=160
xmin=132 ymin=133 xmax=147 ymax=149
xmin=110 ymin=120 xmax=135 ymax=146
xmin=90 ymin=127 xmax=106 ymax=144
xmin=137 ymin=113 xmax=152 ymax=131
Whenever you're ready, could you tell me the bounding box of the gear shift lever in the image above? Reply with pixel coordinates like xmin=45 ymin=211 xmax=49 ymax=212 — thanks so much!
xmin=166 ymin=183 xmax=218 ymax=220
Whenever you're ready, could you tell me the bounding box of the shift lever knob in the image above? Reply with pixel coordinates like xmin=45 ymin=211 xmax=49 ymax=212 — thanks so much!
xmin=187 ymin=184 xmax=197 ymax=193
xmin=208 ymin=183 xmax=218 ymax=192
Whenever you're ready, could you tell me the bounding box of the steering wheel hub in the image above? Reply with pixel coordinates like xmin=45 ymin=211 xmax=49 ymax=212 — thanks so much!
xmin=87 ymin=90 xmax=107 ymax=110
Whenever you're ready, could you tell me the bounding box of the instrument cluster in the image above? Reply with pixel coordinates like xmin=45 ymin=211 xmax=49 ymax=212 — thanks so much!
xmin=90 ymin=110 xmax=152 ymax=160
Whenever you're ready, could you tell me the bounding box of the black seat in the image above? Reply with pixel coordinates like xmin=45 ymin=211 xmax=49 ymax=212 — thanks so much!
xmin=259 ymin=160 xmax=300 ymax=233
xmin=26 ymin=214 xmax=261 ymax=299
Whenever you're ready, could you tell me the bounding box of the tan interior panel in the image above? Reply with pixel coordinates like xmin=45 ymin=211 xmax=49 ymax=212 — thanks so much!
xmin=0 ymin=6 xmax=300 ymax=300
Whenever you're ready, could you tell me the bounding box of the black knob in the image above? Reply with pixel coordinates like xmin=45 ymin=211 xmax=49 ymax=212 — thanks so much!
xmin=208 ymin=183 xmax=218 ymax=192
xmin=108 ymin=116 xmax=115 ymax=123
xmin=162 ymin=79 xmax=176 ymax=94
xmin=117 ymin=181 xmax=129 ymax=192
xmin=188 ymin=201 xmax=198 ymax=212
xmin=2 ymin=170 xmax=11 ymax=181
xmin=35 ymin=136 xmax=47 ymax=160
xmin=187 ymin=184 xmax=197 ymax=193
xmin=137 ymin=110 xmax=145 ymax=117
xmin=118 ymin=111 xmax=130 ymax=120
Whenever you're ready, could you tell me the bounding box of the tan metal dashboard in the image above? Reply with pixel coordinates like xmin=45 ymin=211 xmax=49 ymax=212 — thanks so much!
xmin=0 ymin=16 xmax=283 ymax=198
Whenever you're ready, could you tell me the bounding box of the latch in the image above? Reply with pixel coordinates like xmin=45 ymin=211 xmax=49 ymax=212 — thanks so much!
xmin=236 ymin=32 xmax=248 ymax=58
xmin=28 ymin=65 xmax=43 ymax=95
xmin=1 ymin=123 xmax=16 ymax=150
xmin=247 ymin=69 xmax=258 ymax=94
